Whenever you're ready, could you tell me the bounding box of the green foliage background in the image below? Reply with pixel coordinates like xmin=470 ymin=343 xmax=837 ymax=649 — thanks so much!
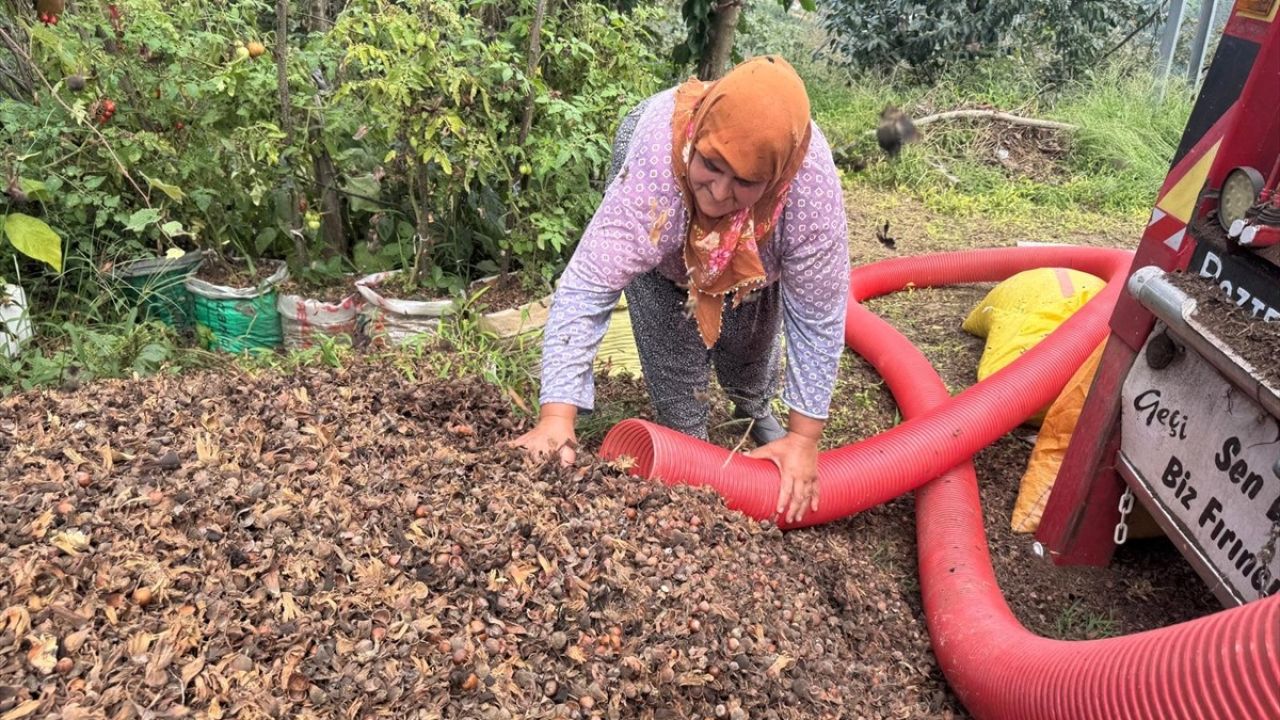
xmin=0 ymin=0 xmax=1202 ymax=391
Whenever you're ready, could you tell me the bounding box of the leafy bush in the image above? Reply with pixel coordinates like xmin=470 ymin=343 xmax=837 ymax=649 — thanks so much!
xmin=819 ymin=0 xmax=1152 ymax=82
xmin=1 ymin=0 xmax=665 ymax=308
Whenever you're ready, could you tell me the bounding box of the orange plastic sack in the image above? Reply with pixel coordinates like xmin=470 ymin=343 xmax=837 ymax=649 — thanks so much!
xmin=1011 ymin=342 xmax=1161 ymax=538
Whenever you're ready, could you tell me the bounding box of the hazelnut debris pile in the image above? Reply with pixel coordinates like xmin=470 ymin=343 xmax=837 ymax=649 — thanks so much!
xmin=1 ymin=360 xmax=927 ymax=720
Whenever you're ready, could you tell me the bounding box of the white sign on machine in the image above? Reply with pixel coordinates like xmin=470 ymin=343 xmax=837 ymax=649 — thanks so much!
xmin=1120 ymin=339 xmax=1280 ymax=605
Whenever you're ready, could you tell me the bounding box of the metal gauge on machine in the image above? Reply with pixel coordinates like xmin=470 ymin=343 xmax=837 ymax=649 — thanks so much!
xmin=1218 ymin=166 xmax=1265 ymax=231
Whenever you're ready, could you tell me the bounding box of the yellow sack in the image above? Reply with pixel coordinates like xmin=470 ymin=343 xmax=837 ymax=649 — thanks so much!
xmin=977 ymin=301 xmax=1090 ymax=382
xmin=1011 ymin=342 xmax=1161 ymax=538
xmin=963 ymin=268 xmax=1105 ymax=338
xmin=595 ymin=295 xmax=644 ymax=378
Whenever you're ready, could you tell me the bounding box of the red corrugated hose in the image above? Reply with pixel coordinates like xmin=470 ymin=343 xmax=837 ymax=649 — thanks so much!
xmin=600 ymin=246 xmax=1280 ymax=719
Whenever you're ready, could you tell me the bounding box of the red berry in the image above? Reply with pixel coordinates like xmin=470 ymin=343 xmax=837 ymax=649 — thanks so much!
xmin=39 ymin=13 xmax=47 ymax=22
xmin=50 ymin=15 xmax=58 ymax=25
xmin=175 ymin=121 xmax=184 ymax=130
xmin=103 ymin=99 xmax=116 ymax=113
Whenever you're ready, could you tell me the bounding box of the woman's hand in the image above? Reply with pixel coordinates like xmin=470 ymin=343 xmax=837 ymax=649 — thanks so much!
xmin=510 ymin=403 xmax=579 ymax=466
xmin=746 ymin=412 xmax=823 ymax=524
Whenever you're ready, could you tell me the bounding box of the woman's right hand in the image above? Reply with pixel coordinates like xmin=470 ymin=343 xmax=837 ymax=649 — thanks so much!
xmin=510 ymin=403 xmax=578 ymax=466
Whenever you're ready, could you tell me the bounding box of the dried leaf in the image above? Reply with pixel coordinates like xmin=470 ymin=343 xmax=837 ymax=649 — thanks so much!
xmin=1 ymin=700 xmax=42 ymax=720
xmin=766 ymin=653 xmax=794 ymax=676
xmin=180 ymin=657 xmax=205 ymax=685
xmin=508 ymin=562 xmax=536 ymax=591
xmin=0 ymin=606 xmax=31 ymax=636
xmin=126 ymin=631 xmax=154 ymax=657
xmin=97 ymin=444 xmax=114 ymax=473
xmin=26 ymin=634 xmax=57 ymax=674
xmin=678 ymin=671 xmax=710 ymax=686
xmin=506 ymin=387 xmax=530 ymax=413
xmin=279 ymin=592 xmax=300 ymax=622
xmin=51 ymin=529 xmax=91 ymax=555
xmin=63 ymin=628 xmax=90 ymax=653
xmin=44 ymin=462 xmax=65 ymax=483
xmin=195 ymin=433 xmax=219 ymax=463
xmin=565 ymin=646 xmax=587 ymax=663
xmin=28 ymin=510 xmax=54 ymax=540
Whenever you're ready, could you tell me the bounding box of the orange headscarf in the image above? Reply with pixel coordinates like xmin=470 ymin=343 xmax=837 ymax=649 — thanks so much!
xmin=671 ymin=55 xmax=812 ymax=348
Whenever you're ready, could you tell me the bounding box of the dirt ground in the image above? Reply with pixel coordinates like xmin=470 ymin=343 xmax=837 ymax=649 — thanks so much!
xmin=590 ymin=184 xmax=1221 ymax=717
xmin=0 ymin=183 xmax=1227 ymax=719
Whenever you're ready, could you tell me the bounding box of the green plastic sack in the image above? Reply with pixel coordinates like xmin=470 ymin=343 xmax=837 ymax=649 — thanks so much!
xmin=112 ymin=252 xmax=204 ymax=330
xmin=186 ymin=261 xmax=288 ymax=353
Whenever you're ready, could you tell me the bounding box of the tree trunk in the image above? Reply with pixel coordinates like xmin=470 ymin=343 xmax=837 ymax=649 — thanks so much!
xmin=276 ymin=0 xmax=308 ymax=267
xmin=306 ymin=0 xmax=348 ymax=258
xmin=408 ymin=158 xmax=435 ymax=288
xmin=0 ymin=2 xmax=37 ymax=101
xmin=516 ymin=0 xmax=549 ymax=148
xmin=697 ymin=1 xmax=740 ymax=81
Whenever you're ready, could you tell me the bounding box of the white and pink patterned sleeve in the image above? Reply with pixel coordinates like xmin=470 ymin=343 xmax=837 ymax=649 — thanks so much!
xmin=779 ymin=129 xmax=850 ymax=420
xmin=539 ymin=92 xmax=682 ymax=411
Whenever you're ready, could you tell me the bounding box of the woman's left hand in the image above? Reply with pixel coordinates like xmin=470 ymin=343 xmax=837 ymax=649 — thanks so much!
xmin=747 ymin=431 xmax=820 ymax=524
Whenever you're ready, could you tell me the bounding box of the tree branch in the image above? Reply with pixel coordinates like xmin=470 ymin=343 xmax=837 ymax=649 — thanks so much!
xmin=516 ymin=0 xmax=549 ymax=148
xmin=865 ymin=109 xmax=1079 ymax=135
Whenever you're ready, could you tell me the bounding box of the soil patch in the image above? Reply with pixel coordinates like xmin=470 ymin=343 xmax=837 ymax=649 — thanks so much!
xmin=475 ymin=275 xmax=547 ymax=314
xmin=975 ymin=121 xmax=1068 ymax=182
xmin=1167 ymin=269 xmax=1280 ymax=389
xmin=193 ymin=257 xmax=281 ymax=288
xmin=370 ymin=272 xmax=453 ymax=303
xmin=278 ymin=276 xmax=357 ymax=305
xmin=590 ymin=329 xmax=1219 ymax=719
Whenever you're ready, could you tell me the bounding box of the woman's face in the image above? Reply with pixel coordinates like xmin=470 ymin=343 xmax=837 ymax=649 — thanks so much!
xmin=687 ymin=150 xmax=767 ymax=219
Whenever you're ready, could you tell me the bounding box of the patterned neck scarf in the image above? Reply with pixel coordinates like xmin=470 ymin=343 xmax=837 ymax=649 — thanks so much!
xmin=671 ymin=55 xmax=812 ymax=348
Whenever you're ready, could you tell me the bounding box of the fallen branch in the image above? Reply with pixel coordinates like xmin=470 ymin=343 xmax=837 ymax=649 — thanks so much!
xmin=865 ymin=109 xmax=1078 ymax=136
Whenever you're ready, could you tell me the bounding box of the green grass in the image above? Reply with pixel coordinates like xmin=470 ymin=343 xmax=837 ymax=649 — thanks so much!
xmin=0 ymin=314 xmax=213 ymax=394
xmin=394 ymin=308 xmax=543 ymax=415
xmin=806 ymin=61 xmax=1193 ymax=224
xmin=1054 ymin=598 xmax=1120 ymax=640
xmin=734 ymin=4 xmax=1195 ymax=228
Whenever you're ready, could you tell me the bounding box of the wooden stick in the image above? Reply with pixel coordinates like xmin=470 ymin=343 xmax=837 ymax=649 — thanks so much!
xmin=865 ymin=109 xmax=1078 ymax=135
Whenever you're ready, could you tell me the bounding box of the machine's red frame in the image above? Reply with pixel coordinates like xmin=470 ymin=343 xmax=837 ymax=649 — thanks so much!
xmin=1036 ymin=0 xmax=1280 ymax=566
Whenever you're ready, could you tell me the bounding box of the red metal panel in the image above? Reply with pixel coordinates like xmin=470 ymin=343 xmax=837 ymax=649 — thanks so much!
xmin=1039 ymin=4 xmax=1279 ymax=565
xmin=1035 ymin=338 xmax=1134 ymax=565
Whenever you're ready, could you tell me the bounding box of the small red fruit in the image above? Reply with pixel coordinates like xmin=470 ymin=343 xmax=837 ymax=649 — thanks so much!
xmin=102 ymin=99 xmax=116 ymax=113
xmin=175 ymin=121 xmax=184 ymax=131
